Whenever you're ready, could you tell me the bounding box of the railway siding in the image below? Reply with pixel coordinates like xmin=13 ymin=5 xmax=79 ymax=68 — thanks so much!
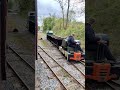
xmin=44 ymin=48 xmax=85 ymax=75
xmin=39 ymin=46 xmax=85 ymax=87
xmin=38 ymin=44 xmax=85 ymax=90
xmin=6 ymin=29 xmax=35 ymax=90
xmin=6 ymin=64 xmax=27 ymax=90
xmin=38 ymin=52 xmax=83 ymax=90
xmin=37 ymin=32 xmax=85 ymax=89
xmin=7 ymin=48 xmax=35 ymax=90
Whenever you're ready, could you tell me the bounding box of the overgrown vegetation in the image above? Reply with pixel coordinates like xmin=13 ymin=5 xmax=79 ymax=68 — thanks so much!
xmin=43 ymin=17 xmax=55 ymax=30
xmin=41 ymin=16 xmax=85 ymax=49
xmin=40 ymin=0 xmax=85 ymax=49
xmin=41 ymin=0 xmax=85 ymax=36
xmin=86 ymin=0 xmax=120 ymax=57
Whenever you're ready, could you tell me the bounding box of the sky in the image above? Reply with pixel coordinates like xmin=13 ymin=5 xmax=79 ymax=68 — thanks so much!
xmin=37 ymin=0 xmax=85 ymax=26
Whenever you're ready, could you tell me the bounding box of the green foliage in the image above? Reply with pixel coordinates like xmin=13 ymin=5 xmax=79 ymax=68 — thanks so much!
xmin=43 ymin=17 xmax=55 ymax=31
xmin=52 ymin=21 xmax=85 ymax=49
xmin=42 ymin=17 xmax=85 ymax=49
xmin=52 ymin=18 xmax=63 ymax=30
xmin=53 ymin=22 xmax=84 ymax=39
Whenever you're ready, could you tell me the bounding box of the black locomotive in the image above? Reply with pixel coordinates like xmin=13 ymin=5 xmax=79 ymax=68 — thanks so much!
xmin=46 ymin=31 xmax=84 ymax=61
xmin=86 ymin=34 xmax=120 ymax=82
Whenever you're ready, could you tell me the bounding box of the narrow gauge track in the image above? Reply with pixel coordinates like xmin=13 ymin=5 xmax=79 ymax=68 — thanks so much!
xmin=106 ymin=80 xmax=120 ymax=90
xmin=38 ymin=45 xmax=85 ymax=90
xmin=7 ymin=46 xmax=35 ymax=90
xmin=47 ymin=39 xmax=85 ymax=72
xmin=38 ymin=42 xmax=85 ymax=76
xmin=38 ymin=45 xmax=85 ymax=76
xmin=86 ymin=80 xmax=111 ymax=90
xmin=8 ymin=46 xmax=35 ymax=70
xmin=71 ymin=62 xmax=85 ymax=76
xmin=86 ymin=80 xmax=120 ymax=90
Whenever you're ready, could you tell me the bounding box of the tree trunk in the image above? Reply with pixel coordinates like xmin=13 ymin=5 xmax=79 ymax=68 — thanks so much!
xmin=65 ymin=0 xmax=70 ymax=29
xmin=61 ymin=6 xmax=65 ymax=29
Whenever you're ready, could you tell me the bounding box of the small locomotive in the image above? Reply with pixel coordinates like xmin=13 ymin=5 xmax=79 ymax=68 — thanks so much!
xmin=85 ymin=34 xmax=120 ymax=82
xmin=46 ymin=31 xmax=84 ymax=61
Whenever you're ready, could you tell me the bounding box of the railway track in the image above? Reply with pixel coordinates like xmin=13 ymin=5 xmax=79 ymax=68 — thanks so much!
xmin=8 ymin=46 xmax=35 ymax=70
xmin=7 ymin=46 xmax=35 ymax=90
xmin=86 ymin=80 xmax=120 ymax=90
xmin=106 ymin=80 xmax=120 ymax=90
xmin=38 ymin=45 xmax=85 ymax=90
xmin=38 ymin=42 xmax=85 ymax=75
xmin=39 ymin=40 xmax=85 ymax=75
xmin=71 ymin=62 xmax=85 ymax=76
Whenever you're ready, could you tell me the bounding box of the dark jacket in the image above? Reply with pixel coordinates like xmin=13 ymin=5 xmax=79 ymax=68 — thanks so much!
xmin=67 ymin=36 xmax=76 ymax=46
xmin=85 ymin=23 xmax=100 ymax=44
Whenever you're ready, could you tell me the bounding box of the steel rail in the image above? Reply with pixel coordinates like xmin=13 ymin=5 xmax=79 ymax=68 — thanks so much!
xmin=8 ymin=46 xmax=34 ymax=70
xmin=38 ymin=53 xmax=67 ymax=90
xmin=7 ymin=62 xmax=30 ymax=90
xmin=106 ymin=81 xmax=120 ymax=90
xmin=38 ymin=45 xmax=85 ymax=89
xmin=47 ymin=37 xmax=85 ymax=73
xmin=7 ymin=47 xmax=35 ymax=90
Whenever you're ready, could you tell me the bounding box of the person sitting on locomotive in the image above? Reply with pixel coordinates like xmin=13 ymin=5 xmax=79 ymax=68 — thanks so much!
xmin=85 ymin=18 xmax=116 ymax=62
xmin=67 ymin=34 xmax=83 ymax=52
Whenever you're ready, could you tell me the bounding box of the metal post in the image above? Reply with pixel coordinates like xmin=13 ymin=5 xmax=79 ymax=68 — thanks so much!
xmin=1 ymin=0 xmax=7 ymax=80
xmin=35 ymin=0 xmax=38 ymax=60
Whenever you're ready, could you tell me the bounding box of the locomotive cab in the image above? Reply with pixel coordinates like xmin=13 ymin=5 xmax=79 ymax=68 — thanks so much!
xmin=86 ymin=33 xmax=120 ymax=82
xmin=86 ymin=33 xmax=109 ymax=61
xmin=59 ymin=38 xmax=84 ymax=61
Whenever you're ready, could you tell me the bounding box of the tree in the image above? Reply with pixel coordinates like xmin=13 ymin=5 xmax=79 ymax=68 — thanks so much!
xmin=55 ymin=0 xmax=85 ymax=29
xmin=55 ymin=0 xmax=71 ymax=29
xmin=65 ymin=0 xmax=70 ymax=29
xmin=69 ymin=10 xmax=76 ymax=22
xmin=55 ymin=0 xmax=66 ymax=29
xmin=55 ymin=0 xmax=74 ymax=29
xmin=43 ymin=17 xmax=55 ymax=31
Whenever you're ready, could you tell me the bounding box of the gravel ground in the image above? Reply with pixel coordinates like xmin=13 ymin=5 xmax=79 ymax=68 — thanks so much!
xmin=6 ymin=64 xmax=27 ymax=90
xmin=35 ymin=60 xmax=63 ymax=90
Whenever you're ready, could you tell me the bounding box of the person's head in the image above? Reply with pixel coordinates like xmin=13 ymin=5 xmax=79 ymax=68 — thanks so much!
xmin=88 ymin=18 xmax=95 ymax=25
xmin=70 ymin=33 xmax=75 ymax=37
xmin=72 ymin=33 xmax=75 ymax=36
